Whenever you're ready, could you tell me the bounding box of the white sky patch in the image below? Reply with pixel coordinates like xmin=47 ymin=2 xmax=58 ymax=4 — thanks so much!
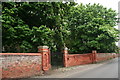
xmin=76 ymin=0 xmax=119 ymax=12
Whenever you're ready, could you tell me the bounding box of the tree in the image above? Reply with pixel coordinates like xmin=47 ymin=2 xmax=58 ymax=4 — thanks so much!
xmin=67 ymin=3 xmax=120 ymax=53
xmin=2 ymin=2 xmax=119 ymax=54
xmin=2 ymin=2 xmax=55 ymax=52
xmin=2 ymin=2 xmax=77 ymax=53
xmin=17 ymin=2 xmax=77 ymax=52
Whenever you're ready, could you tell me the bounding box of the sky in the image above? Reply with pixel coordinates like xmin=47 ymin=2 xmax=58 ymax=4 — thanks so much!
xmin=76 ymin=0 xmax=120 ymax=46
xmin=76 ymin=0 xmax=119 ymax=13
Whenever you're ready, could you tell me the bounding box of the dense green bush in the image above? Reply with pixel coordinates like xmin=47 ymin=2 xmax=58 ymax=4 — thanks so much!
xmin=68 ymin=3 xmax=120 ymax=53
xmin=2 ymin=2 xmax=76 ymax=53
xmin=2 ymin=2 xmax=119 ymax=53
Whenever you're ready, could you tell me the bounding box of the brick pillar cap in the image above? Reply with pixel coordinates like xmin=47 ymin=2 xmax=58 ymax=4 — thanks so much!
xmin=38 ymin=46 xmax=49 ymax=49
xmin=92 ymin=50 xmax=97 ymax=53
xmin=64 ymin=47 xmax=68 ymax=50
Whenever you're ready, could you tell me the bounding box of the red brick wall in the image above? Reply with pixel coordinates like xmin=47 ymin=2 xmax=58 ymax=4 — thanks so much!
xmin=0 ymin=46 xmax=51 ymax=78
xmin=1 ymin=53 xmax=42 ymax=78
xmin=96 ymin=53 xmax=116 ymax=62
xmin=63 ymin=48 xmax=117 ymax=67
xmin=64 ymin=53 xmax=93 ymax=67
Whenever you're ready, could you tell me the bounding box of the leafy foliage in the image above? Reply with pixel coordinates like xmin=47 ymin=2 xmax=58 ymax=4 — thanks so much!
xmin=2 ymin=2 xmax=76 ymax=52
xmin=68 ymin=3 xmax=120 ymax=53
xmin=2 ymin=2 xmax=119 ymax=53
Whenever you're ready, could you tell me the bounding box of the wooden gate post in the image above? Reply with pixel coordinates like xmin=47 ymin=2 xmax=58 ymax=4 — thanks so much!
xmin=38 ymin=46 xmax=51 ymax=71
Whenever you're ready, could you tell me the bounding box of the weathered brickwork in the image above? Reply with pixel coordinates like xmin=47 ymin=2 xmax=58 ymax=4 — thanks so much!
xmin=63 ymin=48 xmax=117 ymax=67
xmin=64 ymin=53 xmax=93 ymax=67
xmin=0 ymin=46 xmax=51 ymax=78
xmin=0 ymin=46 xmax=117 ymax=78
xmin=96 ymin=53 xmax=116 ymax=62
xmin=1 ymin=55 xmax=42 ymax=78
